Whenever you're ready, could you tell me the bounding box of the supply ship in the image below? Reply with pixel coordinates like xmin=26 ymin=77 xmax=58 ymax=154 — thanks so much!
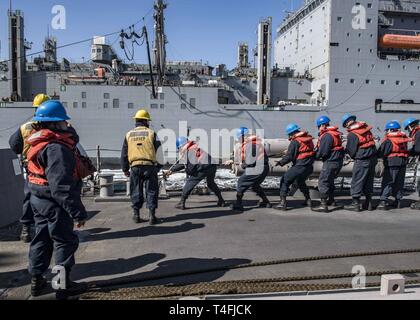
xmin=1 ymin=0 xmax=420 ymax=164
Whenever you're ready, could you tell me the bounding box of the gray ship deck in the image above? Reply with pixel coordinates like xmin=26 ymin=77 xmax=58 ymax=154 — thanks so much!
xmin=2 ymin=191 xmax=420 ymax=300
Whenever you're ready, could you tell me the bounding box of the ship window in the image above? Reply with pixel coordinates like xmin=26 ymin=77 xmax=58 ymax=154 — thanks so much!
xmin=347 ymin=33 xmax=350 ymax=37
xmin=190 ymin=98 xmax=196 ymax=107
xmin=81 ymin=92 xmax=87 ymax=99
xmin=358 ymin=33 xmax=361 ymax=37
xmin=403 ymin=65 xmax=406 ymax=70
xmin=160 ymin=93 xmax=165 ymax=100
xmin=346 ymin=48 xmax=350 ymax=52
xmin=367 ymin=18 xmax=372 ymax=23
xmin=337 ymin=17 xmax=342 ymax=22
xmin=82 ymin=102 xmax=87 ymax=109
xmin=370 ymin=49 xmax=373 ymax=53
xmin=367 ymin=3 xmax=372 ymax=8
xmin=104 ymin=102 xmax=109 ymax=109
xmin=366 ymin=79 xmax=370 ymax=84
xmin=381 ymin=80 xmax=386 ymax=85
xmin=396 ymin=81 xmax=401 ymax=86
xmin=151 ymin=104 xmax=158 ymax=109
xmin=104 ymin=93 xmax=110 ymax=99
xmin=411 ymin=81 xmax=416 ymax=86
xmin=160 ymin=104 xmax=165 ymax=109
xmin=73 ymin=102 xmax=78 ymax=108
xmin=358 ymin=48 xmax=361 ymax=52
xmin=181 ymin=103 xmax=187 ymax=109
xmin=357 ymin=63 xmax=361 ymax=67
xmin=334 ymin=78 xmax=340 ymax=83
xmin=388 ymin=65 xmax=391 ymax=69
xmin=128 ymin=103 xmax=134 ymax=109
xmin=113 ymin=99 xmax=119 ymax=108
xmin=350 ymin=79 xmax=355 ymax=84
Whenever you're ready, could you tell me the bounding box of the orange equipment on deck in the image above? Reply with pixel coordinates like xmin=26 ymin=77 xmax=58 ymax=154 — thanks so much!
xmin=379 ymin=34 xmax=420 ymax=50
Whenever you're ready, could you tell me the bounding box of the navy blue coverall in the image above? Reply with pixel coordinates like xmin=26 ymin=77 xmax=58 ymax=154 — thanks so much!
xmin=121 ymin=123 xmax=163 ymax=211
xmin=316 ymin=133 xmax=344 ymax=200
xmin=378 ymin=140 xmax=407 ymax=202
xmin=236 ymin=139 xmax=270 ymax=199
xmin=172 ymin=147 xmax=223 ymax=200
xmin=345 ymin=133 xmax=378 ymax=199
xmin=278 ymin=140 xmax=315 ymax=197
xmin=9 ymin=126 xmax=80 ymax=227
xmin=28 ymin=142 xmax=87 ymax=276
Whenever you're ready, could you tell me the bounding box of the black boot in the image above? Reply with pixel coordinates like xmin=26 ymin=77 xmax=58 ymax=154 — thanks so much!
xmin=363 ymin=196 xmax=374 ymax=211
xmin=216 ymin=195 xmax=227 ymax=207
xmin=31 ymin=275 xmax=48 ymax=297
xmin=175 ymin=197 xmax=186 ymax=210
xmin=327 ymin=195 xmax=337 ymax=207
xmin=230 ymin=194 xmax=244 ymax=212
xmin=149 ymin=209 xmax=158 ymax=226
xmin=20 ymin=224 xmax=32 ymax=243
xmin=56 ymin=274 xmax=88 ymax=299
xmin=303 ymin=195 xmax=312 ymax=208
xmin=345 ymin=198 xmax=361 ymax=212
xmin=411 ymin=201 xmax=420 ymax=210
xmin=377 ymin=200 xmax=389 ymax=211
xmin=257 ymin=193 xmax=272 ymax=208
xmin=313 ymin=198 xmax=329 ymax=213
xmin=274 ymin=196 xmax=287 ymax=211
xmin=132 ymin=210 xmax=141 ymax=224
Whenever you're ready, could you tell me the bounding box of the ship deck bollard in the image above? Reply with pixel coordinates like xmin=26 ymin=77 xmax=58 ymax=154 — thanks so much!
xmin=99 ymin=174 xmax=114 ymax=198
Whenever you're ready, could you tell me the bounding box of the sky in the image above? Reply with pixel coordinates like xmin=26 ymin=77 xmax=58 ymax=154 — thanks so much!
xmin=0 ymin=0 xmax=303 ymax=68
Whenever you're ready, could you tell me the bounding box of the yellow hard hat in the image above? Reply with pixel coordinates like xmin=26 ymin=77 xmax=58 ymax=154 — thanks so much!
xmin=133 ymin=109 xmax=151 ymax=121
xmin=33 ymin=94 xmax=51 ymax=107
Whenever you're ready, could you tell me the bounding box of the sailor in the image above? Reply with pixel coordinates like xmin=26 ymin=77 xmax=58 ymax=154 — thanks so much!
xmin=26 ymin=101 xmax=88 ymax=297
xmin=274 ymin=124 xmax=315 ymax=211
xmin=342 ymin=114 xmax=378 ymax=212
xmin=377 ymin=121 xmax=410 ymax=210
xmin=164 ymin=137 xmax=226 ymax=210
xmin=229 ymin=127 xmax=271 ymax=212
xmin=121 ymin=109 xmax=163 ymax=225
xmin=314 ymin=116 xmax=345 ymax=213
xmin=403 ymin=118 xmax=420 ymax=210
xmin=8 ymin=93 xmax=51 ymax=243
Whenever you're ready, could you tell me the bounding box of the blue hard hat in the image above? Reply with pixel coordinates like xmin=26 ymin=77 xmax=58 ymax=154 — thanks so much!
xmin=342 ymin=114 xmax=356 ymax=127
xmin=32 ymin=100 xmax=70 ymax=122
xmin=403 ymin=118 xmax=419 ymax=130
xmin=285 ymin=123 xmax=300 ymax=136
xmin=316 ymin=115 xmax=331 ymax=127
xmin=385 ymin=121 xmax=401 ymax=131
xmin=176 ymin=137 xmax=188 ymax=150
xmin=236 ymin=127 xmax=249 ymax=140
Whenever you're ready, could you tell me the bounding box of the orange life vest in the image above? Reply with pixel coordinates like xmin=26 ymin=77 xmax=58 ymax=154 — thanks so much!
xmin=291 ymin=132 xmax=315 ymax=160
xmin=347 ymin=122 xmax=376 ymax=149
xmin=317 ymin=127 xmax=344 ymax=152
xmin=241 ymin=135 xmax=265 ymax=162
xmin=180 ymin=141 xmax=206 ymax=164
xmin=410 ymin=125 xmax=420 ymax=142
xmin=383 ymin=131 xmax=410 ymax=158
xmin=26 ymin=129 xmax=95 ymax=186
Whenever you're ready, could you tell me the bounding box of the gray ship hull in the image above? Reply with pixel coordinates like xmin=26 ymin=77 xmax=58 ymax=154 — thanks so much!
xmin=0 ymin=100 xmax=397 ymax=166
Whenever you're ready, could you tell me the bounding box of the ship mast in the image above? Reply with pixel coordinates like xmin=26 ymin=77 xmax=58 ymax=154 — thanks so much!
xmin=153 ymin=0 xmax=167 ymax=86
